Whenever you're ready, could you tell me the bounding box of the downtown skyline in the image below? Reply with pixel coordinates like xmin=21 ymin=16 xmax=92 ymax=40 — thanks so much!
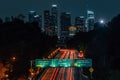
xmin=0 ymin=0 xmax=120 ymax=22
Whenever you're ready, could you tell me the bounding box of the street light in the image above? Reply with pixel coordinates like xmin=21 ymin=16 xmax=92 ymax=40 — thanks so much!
xmin=12 ymin=57 xmax=16 ymax=61
xmin=10 ymin=56 xmax=16 ymax=62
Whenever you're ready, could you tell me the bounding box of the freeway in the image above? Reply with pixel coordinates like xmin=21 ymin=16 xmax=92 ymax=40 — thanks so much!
xmin=38 ymin=49 xmax=89 ymax=80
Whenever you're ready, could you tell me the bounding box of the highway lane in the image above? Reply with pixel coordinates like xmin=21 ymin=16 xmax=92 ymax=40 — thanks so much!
xmin=40 ymin=51 xmax=66 ymax=80
xmin=38 ymin=49 xmax=89 ymax=80
xmin=56 ymin=51 xmax=70 ymax=80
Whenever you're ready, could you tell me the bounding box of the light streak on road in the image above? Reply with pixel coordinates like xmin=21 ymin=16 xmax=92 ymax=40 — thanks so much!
xmin=39 ymin=49 xmax=78 ymax=80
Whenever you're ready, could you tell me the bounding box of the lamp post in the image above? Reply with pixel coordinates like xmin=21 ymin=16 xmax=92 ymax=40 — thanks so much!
xmin=29 ymin=60 xmax=41 ymax=80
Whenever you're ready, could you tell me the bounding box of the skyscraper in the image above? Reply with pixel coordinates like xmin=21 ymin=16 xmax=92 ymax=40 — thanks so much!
xmin=86 ymin=10 xmax=95 ymax=31
xmin=44 ymin=10 xmax=51 ymax=35
xmin=28 ymin=11 xmax=43 ymax=31
xmin=49 ymin=15 xmax=56 ymax=36
xmin=75 ymin=16 xmax=85 ymax=32
xmin=60 ymin=12 xmax=71 ymax=42
xmin=28 ymin=11 xmax=43 ymax=30
xmin=34 ymin=15 xmax=42 ymax=30
xmin=51 ymin=4 xmax=58 ymax=36
xmin=28 ymin=11 xmax=36 ymax=22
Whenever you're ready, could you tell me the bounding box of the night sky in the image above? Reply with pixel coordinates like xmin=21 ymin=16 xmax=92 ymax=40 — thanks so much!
xmin=0 ymin=0 xmax=120 ymax=22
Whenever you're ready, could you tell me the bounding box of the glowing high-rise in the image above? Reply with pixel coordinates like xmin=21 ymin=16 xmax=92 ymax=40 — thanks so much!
xmin=51 ymin=4 xmax=58 ymax=36
xmin=86 ymin=10 xmax=95 ymax=31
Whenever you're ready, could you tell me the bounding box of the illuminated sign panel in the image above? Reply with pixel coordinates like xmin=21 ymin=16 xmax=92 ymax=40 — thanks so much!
xmin=35 ymin=59 xmax=50 ymax=68
xmin=49 ymin=59 xmax=59 ymax=67
xmin=74 ymin=59 xmax=92 ymax=67
xmin=58 ymin=59 xmax=72 ymax=67
xmin=35 ymin=59 xmax=92 ymax=68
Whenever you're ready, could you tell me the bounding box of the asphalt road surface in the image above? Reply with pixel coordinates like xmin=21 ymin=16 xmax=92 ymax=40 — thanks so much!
xmin=38 ymin=49 xmax=89 ymax=80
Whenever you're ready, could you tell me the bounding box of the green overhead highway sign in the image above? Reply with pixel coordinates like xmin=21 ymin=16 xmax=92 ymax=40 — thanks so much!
xmin=35 ymin=59 xmax=73 ymax=68
xmin=49 ymin=59 xmax=59 ymax=67
xmin=35 ymin=59 xmax=92 ymax=68
xmin=59 ymin=59 xmax=72 ymax=67
xmin=35 ymin=59 xmax=50 ymax=68
xmin=74 ymin=59 xmax=92 ymax=67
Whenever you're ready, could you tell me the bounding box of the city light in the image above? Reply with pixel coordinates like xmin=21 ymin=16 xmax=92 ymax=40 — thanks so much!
xmin=29 ymin=10 xmax=35 ymax=13
xmin=34 ymin=15 xmax=39 ymax=18
xmin=52 ymin=4 xmax=57 ymax=7
xmin=99 ymin=19 xmax=104 ymax=24
xmin=11 ymin=56 xmax=16 ymax=62
xmin=12 ymin=57 xmax=16 ymax=60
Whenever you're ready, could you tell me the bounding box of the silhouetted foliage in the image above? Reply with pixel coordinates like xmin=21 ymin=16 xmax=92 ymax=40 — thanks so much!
xmin=66 ymin=14 xmax=120 ymax=80
xmin=107 ymin=14 xmax=120 ymax=70
xmin=0 ymin=18 xmax=58 ymax=79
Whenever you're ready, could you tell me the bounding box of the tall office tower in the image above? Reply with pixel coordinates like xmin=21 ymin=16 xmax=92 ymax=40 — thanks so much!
xmin=28 ymin=11 xmax=36 ymax=22
xmin=75 ymin=16 xmax=85 ymax=32
xmin=86 ymin=10 xmax=95 ymax=31
xmin=38 ymin=15 xmax=43 ymax=31
xmin=60 ymin=12 xmax=71 ymax=42
xmin=51 ymin=4 xmax=58 ymax=36
xmin=34 ymin=15 xmax=42 ymax=30
xmin=44 ymin=10 xmax=51 ymax=35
